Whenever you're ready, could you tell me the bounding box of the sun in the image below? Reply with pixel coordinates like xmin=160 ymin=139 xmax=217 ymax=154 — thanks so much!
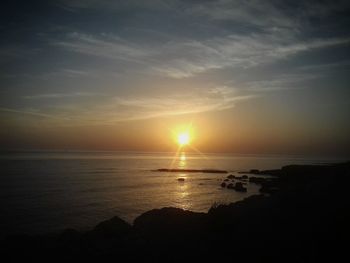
xmin=177 ymin=132 xmax=190 ymax=146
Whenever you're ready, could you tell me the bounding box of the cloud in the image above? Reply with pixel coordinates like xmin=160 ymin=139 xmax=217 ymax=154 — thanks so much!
xmin=243 ymin=73 xmax=320 ymax=92
xmin=56 ymin=0 xmax=173 ymax=11
xmin=56 ymin=0 xmax=349 ymax=33
xmin=0 ymin=68 xmax=92 ymax=80
xmin=61 ymin=69 xmax=89 ymax=76
xmin=112 ymin=89 xmax=253 ymax=119
xmin=0 ymin=107 xmax=71 ymax=121
xmin=184 ymin=0 xmax=298 ymax=30
xmin=23 ymin=92 xmax=101 ymax=99
xmin=3 ymin=86 xmax=255 ymax=125
xmin=84 ymin=87 xmax=255 ymax=123
xmin=298 ymin=60 xmax=350 ymax=71
xmin=50 ymin=0 xmax=350 ymax=80
xmin=55 ymin=31 xmax=350 ymax=79
xmin=55 ymin=32 xmax=154 ymax=64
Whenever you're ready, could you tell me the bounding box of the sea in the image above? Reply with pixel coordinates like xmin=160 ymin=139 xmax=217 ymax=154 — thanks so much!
xmin=0 ymin=151 xmax=346 ymax=237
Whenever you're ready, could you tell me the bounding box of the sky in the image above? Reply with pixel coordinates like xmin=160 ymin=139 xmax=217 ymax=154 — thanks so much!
xmin=1 ymin=0 xmax=350 ymax=156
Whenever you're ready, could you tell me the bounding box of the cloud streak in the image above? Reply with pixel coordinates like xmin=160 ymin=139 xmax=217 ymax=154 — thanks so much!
xmin=86 ymin=88 xmax=255 ymax=123
xmin=23 ymin=92 xmax=101 ymax=99
xmin=3 ymin=87 xmax=256 ymax=125
xmin=55 ymin=32 xmax=350 ymax=79
xmin=0 ymin=107 xmax=71 ymax=121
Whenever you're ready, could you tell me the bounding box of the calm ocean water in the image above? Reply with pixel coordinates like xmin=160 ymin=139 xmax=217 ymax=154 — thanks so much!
xmin=0 ymin=151 xmax=345 ymax=236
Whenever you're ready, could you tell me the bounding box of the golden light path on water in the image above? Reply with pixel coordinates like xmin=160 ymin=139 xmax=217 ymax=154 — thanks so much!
xmin=170 ymin=146 xmax=215 ymax=210
xmin=165 ymin=123 xmax=221 ymax=210
xmin=176 ymin=152 xmax=189 ymax=210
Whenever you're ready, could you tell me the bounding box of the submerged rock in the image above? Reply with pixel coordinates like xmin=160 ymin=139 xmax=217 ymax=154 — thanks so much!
xmin=221 ymin=182 xmax=226 ymax=188
xmin=177 ymin=178 xmax=185 ymax=182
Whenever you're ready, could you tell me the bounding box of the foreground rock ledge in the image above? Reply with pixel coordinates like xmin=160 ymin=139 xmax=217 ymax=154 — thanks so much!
xmin=2 ymin=162 xmax=350 ymax=262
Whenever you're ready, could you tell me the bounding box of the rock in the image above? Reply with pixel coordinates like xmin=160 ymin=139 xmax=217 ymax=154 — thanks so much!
xmin=133 ymin=207 xmax=206 ymax=240
xmin=227 ymin=174 xmax=236 ymax=179
xmin=249 ymin=177 xmax=267 ymax=184
xmin=88 ymin=216 xmax=132 ymax=238
xmin=221 ymin=182 xmax=226 ymax=187
xmin=59 ymin=228 xmax=81 ymax=243
xmin=224 ymin=178 xmax=229 ymax=182
xmin=177 ymin=178 xmax=185 ymax=182
xmin=234 ymin=182 xmax=247 ymax=192
xmin=227 ymin=183 xmax=234 ymax=189
xmin=249 ymin=169 xmax=260 ymax=174
xmin=3 ymin=162 xmax=350 ymax=261
xmin=234 ymin=175 xmax=248 ymax=181
xmin=260 ymin=186 xmax=278 ymax=194
xmin=257 ymin=169 xmax=281 ymax=176
xmin=155 ymin=168 xmax=227 ymax=173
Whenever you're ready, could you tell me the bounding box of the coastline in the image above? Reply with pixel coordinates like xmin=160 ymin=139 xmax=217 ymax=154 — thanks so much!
xmin=2 ymin=161 xmax=349 ymax=261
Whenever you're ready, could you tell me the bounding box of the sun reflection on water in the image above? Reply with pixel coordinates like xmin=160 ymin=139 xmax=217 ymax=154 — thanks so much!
xmin=176 ymin=173 xmax=190 ymax=210
xmin=170 ymin=151 xmax=192 ymax=210
xmin=178 ymin=152 xmax=187 ymax=168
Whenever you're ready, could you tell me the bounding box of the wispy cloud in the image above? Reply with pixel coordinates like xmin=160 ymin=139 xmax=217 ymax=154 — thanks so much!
xmin=111 ymin=90 xmax=254 ymax=120
xmin=61 ymin=69 xmax=89 ymax=76
xmin=49 ymin=0 xmax=350 ymax=80
xmin=55 ymin=32 xmax=154 ymax=64
xmin=56 ymin=0 xmax=350 ymax=34
xmin=55 ymin=31 xmax=350 ymax=79
xmin=0 ymin=107 xmax=71 ymax=121
xmin=185 ymin=0 xmax=299 ymax=30
xmin=0 ymin=68 xmax=91 ymax=80
xmin=23 ymin=92 xmax=101 ymax=99
xmin=3 ymin=87 xmax=255 ymax=125
xmin=243 ymin=73 xmax=320 ymax=92
xmin=56 ymin=0 xmax=173 ymax=11
xmin=298 ymin=60 xmax=350 ymax=71
xmin=80 ymin=87 xmax=256 ymax=123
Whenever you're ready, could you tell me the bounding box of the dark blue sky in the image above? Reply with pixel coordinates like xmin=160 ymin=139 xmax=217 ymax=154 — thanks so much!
xmin=1 ymin=0 xmax=350 ymax=155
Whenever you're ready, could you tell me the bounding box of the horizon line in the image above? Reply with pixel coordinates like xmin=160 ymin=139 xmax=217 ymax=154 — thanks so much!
xmin=1 ymin=149 xmax=349 ymax=159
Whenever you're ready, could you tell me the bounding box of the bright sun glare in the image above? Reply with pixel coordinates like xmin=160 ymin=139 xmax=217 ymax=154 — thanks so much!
xmin=177 ymin=132 xmax=190 ymax=146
